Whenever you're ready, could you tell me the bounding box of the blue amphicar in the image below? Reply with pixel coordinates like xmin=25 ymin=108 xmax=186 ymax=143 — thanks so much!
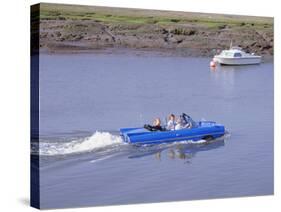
xmin=120 ymin=114 xmax=225 ymax=145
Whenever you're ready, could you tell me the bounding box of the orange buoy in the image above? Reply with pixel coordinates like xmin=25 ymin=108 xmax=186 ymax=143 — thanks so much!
xmin=210 ymin=60 xmax=216 ymax=67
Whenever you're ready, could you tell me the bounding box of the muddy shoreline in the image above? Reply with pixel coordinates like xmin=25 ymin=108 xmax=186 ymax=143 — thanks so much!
xmin=35 ymin=4 xmax=274 ymax=58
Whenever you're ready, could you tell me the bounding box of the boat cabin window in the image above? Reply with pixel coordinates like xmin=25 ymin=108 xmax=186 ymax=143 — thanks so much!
xmin=221 ymin=51 xmax=232 ymax=57
xmin=234 ymin=52 xmax=242 ymax=57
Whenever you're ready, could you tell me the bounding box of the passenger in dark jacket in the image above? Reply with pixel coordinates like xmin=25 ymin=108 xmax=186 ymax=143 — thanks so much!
xmin=144 ymin=118 xmax=165 ymax=131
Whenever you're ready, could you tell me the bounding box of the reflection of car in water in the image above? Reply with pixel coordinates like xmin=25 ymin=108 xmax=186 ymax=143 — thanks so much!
xmin=128 ymin=139 xmax=225 ymax=163
xmin=120 ymin=114 xmax=225 ymax=145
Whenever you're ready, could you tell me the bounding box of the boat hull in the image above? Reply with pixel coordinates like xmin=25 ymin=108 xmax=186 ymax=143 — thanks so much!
xmin=120 ymin=121 xmax=225 ymax=145
xmin=213 ymin=56 xmax=261 ymax=65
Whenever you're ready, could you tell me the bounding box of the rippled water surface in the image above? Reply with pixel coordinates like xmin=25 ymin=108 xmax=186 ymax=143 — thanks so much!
xmin=36 ymin=52 xmax=273 ymax=209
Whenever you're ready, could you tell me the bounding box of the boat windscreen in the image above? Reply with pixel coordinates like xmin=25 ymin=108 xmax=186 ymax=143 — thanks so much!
xmin=182 ymin=113 xmax=198 ymax=128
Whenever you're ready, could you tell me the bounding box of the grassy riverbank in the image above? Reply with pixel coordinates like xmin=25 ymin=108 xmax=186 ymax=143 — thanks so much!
xmin=36 ymin=3 xmax=273 ymax=57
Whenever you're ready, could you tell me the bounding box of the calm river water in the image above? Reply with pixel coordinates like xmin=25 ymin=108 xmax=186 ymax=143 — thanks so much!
xmin=35 ymin=51 xmax=273 ymax=209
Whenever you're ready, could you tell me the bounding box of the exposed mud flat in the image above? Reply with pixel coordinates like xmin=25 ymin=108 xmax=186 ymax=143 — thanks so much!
xmin=36 ymin=3 xmax=274 ymax=57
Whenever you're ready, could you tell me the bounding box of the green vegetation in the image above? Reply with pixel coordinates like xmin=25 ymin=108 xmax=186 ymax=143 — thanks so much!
xmin=39 ymin=3 xmax=273 ymax=29
xmin=37 ymin=3 xmax=273 ymax=57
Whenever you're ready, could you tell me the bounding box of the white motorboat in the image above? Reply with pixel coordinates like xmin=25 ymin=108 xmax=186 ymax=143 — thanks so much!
xmin=213 ymin=47 xmax=261 ymax=65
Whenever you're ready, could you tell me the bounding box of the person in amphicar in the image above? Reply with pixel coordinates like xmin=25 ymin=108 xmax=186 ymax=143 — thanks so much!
xmin=144 ymin=117 xmax=165 ymax=131
xmin=175 ymin=117 xmax=184 ymax=130
xmin=166 ymin=114 xmax=176 ymax=130
xmin=175 ymin=115 xmax=191 ymax=130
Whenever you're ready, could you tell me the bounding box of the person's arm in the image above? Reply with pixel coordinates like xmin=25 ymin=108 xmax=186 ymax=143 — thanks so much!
xmin=166 ymin=120 xmax=171 ymax=130
xmin=184 ymin=122 xmax=191 ymax=128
